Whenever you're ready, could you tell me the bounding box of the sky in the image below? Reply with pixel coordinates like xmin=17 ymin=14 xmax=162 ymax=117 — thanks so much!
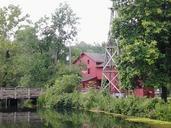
xmin=0 ymin=0 xmax=112 ymax=44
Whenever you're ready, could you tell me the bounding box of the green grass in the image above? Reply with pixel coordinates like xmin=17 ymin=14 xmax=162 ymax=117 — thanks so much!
xmin=127 ymin=117 xmax=171 ymax=128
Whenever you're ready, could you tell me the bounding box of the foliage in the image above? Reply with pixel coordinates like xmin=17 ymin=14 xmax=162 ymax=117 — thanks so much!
xmin=19 ymin=53 xmax=56 ymax=87
xmin=40 ymin=88 xmax=171 ymax=121
xmin=38 ymin=65 xmax=81 ymax=108
xmin=0 ymin=4 xmax=29 ymax=40
xmin=22 ymin=99 xmax=34 ymax=108
xmin=0 ymin=40 xmax=22 ymax=86
xmin=118 ymin=39 xmax=160 ymax=88
xmin=35 ymin=2 xmax=79 ymax=63
xmin=112 ymin=0 xmax=171 ymax=89
xmin=0 ymin=3 xmax=79 ymax=87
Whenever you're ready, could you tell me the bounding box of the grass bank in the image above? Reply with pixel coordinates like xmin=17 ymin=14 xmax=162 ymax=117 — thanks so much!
xmin=90 ymin=109 xmax=171 ymax=127
xmin=37 ymin=73 xmax=171 ymax=122
xmin=39 ymin=89 xmax=171 ymax=122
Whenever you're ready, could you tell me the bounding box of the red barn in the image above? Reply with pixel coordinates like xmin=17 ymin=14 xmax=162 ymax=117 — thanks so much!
xmin=73 ymin=52 xmax=104 ymax=90
xmin=73 ymin=52 xmax=155 ymax=97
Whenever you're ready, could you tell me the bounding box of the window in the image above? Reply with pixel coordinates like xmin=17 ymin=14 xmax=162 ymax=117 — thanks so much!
xmin=87 ymin=59 xmax=90 ymax=64
xmin=87 ymin=68 xmax=90 ymax=74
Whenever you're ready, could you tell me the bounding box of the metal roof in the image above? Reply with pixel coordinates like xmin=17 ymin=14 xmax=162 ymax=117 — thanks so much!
xmin=84 ymin=52 xmax=105 ymax=63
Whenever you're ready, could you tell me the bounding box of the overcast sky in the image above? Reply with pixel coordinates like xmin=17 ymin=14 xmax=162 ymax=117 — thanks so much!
xmin=0 ymin=0 xmax=112 ymax=44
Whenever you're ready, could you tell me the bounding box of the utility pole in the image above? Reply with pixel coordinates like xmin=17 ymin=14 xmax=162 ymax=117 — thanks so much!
xmin=66 ymin=41 xmax=72 ymax=67
xmin=69 ymin=41 xmax=72 ymax=67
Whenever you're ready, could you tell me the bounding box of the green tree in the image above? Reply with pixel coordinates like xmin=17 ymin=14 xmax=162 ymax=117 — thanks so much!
xmin=112 ymin=0 xmax=171 ymax=101
xmin=0 ymin=40 xmax=22 ymax=87
xmin=0 ymin=5 xmax=29 ymax=87
xmin=36 ymin=3 xmax=79 ymax=63
xmin=0 ymin=4 xmax=29 ymax=40
xmin=0 ymin=3 xmax=79 ymax=88
xmin=15 ymin=26 xmax=57 ymax=87
xmin=15 ymin=26 xmax=40 ymax=53
xmin=14 ymin=3 xmax=79 ymax=87
xmin=38 ymin=64 xmax=81 ymax=108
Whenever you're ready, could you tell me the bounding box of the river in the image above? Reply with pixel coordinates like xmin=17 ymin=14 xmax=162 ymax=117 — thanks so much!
xmin=0 ymin=109 xmax=168 ymax=128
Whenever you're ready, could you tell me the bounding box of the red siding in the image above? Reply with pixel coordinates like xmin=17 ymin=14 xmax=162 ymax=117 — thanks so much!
xmin=96 ymin=67 xmax=103 ymax=79
xmin=74 ymin=53 xmax=119 ymax=93
xmin=74 ymin=53 xmax=101 ymax=79
xmin=134 ymin=87 xmax=155 ymax=98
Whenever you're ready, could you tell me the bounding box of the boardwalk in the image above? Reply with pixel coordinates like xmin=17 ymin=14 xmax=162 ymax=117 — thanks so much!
xmin=0 ymin=88 xmax=42 ymax=99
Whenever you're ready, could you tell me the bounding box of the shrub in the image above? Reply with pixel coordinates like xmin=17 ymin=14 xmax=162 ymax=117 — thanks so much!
xmin=39 ymin=81 xmax=171 ymax=121
xmin=155 ymin=102 xmax=171 ymax=121
xmin=38 ymin=73 xmax=81 ymax=108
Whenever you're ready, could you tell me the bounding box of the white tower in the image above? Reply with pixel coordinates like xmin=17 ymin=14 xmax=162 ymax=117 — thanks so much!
xmin=101 ymin=0 xmax=134 ymax=95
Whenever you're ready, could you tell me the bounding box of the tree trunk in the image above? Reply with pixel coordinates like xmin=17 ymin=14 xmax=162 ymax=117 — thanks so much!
xmin=161 ymin=86 xmax=168 ymax=102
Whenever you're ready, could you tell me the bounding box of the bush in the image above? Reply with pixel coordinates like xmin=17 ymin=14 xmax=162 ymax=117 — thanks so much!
xmin=38 ymin=72 xmax=81 ymax=108
xmin=76 ymin=91 xmax=171 ymax=121
xmin=39 ymin=72 xmax=171 ymax=122
xmin=155 ymin=103 xmax=171 ymax=121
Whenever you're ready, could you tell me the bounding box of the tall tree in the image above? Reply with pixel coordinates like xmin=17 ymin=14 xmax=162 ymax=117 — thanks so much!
xmin=0 ymin=5 xmax=29 ymax=40
xmin=0 ymin=3 xmax=79 ymax=87
xmin=14 ymin=3 xmax=79 ymax=87
xmin=0 ymin=40 xmax=22 ymax=87
xmin=15 ymin=26 xmax=40 ymax=53
xmin=36 ymin=3 xmax=79 ymax=63
xmin=112 ymin=0 xmax=171 ymax=101
xmin=15 ymin=26 xmax=53 ymax=87
xmin=0 ymin=5 xmax=29 ymax=87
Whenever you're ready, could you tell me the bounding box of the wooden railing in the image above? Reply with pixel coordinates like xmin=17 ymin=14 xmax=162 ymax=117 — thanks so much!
xmin=0 ymin=87 xmax=43 ymax=99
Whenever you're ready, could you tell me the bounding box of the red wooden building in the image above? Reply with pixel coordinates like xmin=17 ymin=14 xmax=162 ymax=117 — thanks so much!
xmin=73 ymin=52 xmax=104 ymax=90
xmin=73 ymin=52 xmax=155 ymax=97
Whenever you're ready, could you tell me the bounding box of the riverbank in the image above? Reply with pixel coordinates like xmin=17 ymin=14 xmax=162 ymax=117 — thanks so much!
xmin=39 ymin=88 xmax=171 ymax=122
xmin=90 ymin=109 xmax=171 ymax=127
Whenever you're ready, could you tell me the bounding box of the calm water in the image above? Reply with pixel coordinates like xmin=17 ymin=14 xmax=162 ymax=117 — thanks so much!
xmin=0 ymin=109 xmax=168 ymax=128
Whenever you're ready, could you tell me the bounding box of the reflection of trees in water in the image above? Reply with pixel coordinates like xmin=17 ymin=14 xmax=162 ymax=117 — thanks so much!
xmin=1 ymin=123 xmax=43 ymax=128
xmin=39 ymin=110 xmax=150 ymax=128
xmin=0 ymin=110 xmax=169 ymax=128
xmin=0 ymin=112 xmax=43 ymax=128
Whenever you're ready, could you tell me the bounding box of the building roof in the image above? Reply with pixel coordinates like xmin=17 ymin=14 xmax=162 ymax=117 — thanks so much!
xmin=73 ymin=52 xmax=105 ymax=64
xmin=84 ymin=52 xmax=105 ymax=63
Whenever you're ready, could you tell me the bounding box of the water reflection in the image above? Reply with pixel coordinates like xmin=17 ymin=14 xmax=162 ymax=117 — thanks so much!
xmin=0 ymin=109 xmax=43 ymax=128
xmin=40 ymin=110 xmax=150 ymax=128
xmin=0 ymin=109 xmax=167 ymax=128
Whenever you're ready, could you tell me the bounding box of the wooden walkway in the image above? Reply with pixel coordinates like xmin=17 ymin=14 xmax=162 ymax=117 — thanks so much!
xmin=0 ymin=88 xmax=42 ymax=99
